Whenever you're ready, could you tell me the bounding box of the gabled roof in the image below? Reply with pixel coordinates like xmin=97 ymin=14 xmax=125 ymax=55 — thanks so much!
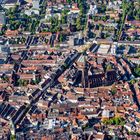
xmin=1 ymin=0 xmax=18 ymax=4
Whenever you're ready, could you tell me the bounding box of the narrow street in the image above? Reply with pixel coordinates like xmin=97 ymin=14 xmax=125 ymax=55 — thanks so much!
xmin=129 ymin=83 xmax=140 ymax=110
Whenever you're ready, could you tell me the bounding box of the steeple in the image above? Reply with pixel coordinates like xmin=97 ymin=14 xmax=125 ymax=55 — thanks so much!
xmin=81 ymin=52 xmax=88 ymax=88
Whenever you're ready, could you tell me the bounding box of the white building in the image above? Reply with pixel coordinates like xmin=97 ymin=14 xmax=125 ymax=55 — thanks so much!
xmin=0 ymin=12 xmax=6 ymax=25
xmin=110 ymin=42 xmax=117 ymax=55
xmin=98 ymin=44 xmax=111 ymax=54
xmin=88 ymin=5 xmax=98 ymax=15
xmin=32 ymin=0 xmax=39 ymax=9
xmin=1 ymin=0 xmax=22 ymax=9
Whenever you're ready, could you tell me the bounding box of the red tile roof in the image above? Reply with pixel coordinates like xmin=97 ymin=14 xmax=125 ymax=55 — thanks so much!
xmin=5 ymin=30 xmax=18 ymax=37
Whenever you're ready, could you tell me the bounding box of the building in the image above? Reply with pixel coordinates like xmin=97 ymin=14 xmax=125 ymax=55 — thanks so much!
xmin=0 ymin=11 xmax=6 ymax=25
xmin=0 ymin=44 xmax=10 ymax=64
xmin=97 ymin=39 xmax=113 ymax=54
xmin=1 ymin=0 xmax=22 ymax=9
xmin=110 ymin=42 xmax=117 ymax=55
xmin=0 ymin=44 xmax=10 ymax=55
xmin=88 ymin=4 xmax=98 ymax=15
xmin=32 ymin=0 xmax=39 ymax=9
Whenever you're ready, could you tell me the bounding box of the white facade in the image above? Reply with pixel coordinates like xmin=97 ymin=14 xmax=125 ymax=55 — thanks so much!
xmin=0 ymin=12 xmax=6 ymax=25
xmin=88 ymin=5 xmax=98 ymax=15
xmin=110 ymin=42 xmax=117 ymax=55
xmin=32 ymin=0 xmax=39 ymax=9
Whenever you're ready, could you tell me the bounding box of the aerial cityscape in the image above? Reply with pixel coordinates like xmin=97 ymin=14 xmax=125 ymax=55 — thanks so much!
xmin=0 ymin=0 xmax=140 ymax=139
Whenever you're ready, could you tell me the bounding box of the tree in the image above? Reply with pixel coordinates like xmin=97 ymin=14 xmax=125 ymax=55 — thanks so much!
xmin=134 ymin=65 xmax=140 ymax=76
xmin=102 ymin=16 xmax=107 ymax=22
xmin=110 ymin=85 xmax=117 ymax=95
xmin=130 ymin=79 xmax=137 ymax=85
xmin=66 ymin=0 xmax=71 ymax=4
xmin=30 ymin=19 xmax=39 ymax=33
xmin=76 ymin=17 xmax=81 ymax=30
xmin=61 ymin=12 xmax=67 ymax=24
xmin=18 ymin=79 xmax=28 ymax=86
xmin=102 ymin=117 xmax=125 ymax=125
xmin=1 ymin=75 xmax=9 ymax=82
xmin=114 ymin=117 xmax=119 ymax=125
xmin=98 ymin=6 xmax=106 ymax=13
xmin=2 ymin=24 xmax=7 ymax=31
xmin=10 ymin=135 xmax=16 ymax=140
xmin=31 ymin=79 xmax=40 ymax=85
xmin=106 ymin=64 xmax=113 ymax=71
xmin=0 ymin=24 xmax=7 ymax=35
xmin=45 ymin=39 xmax=49 ymax=44
xmin=59 ymin=34 xmax=64 ymax=42
xmin=55 ymin=44 xmax=60 ymax=48
xmin=135 ymin=9 xmax=140 ymax=20
xmin=61 ymin=15 xmax=66 ymax=24
xmin=61 ymin=9 xmax=69 ymax=24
